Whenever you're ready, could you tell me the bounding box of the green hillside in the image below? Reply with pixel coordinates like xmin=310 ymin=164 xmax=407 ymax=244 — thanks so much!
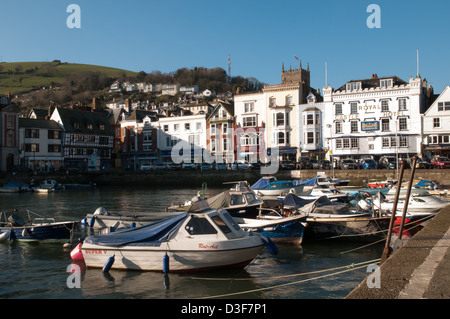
xmin=0 ymin=61 xmax=138 ymax=94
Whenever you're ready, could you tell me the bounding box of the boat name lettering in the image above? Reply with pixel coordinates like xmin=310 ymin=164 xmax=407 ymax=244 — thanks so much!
xmin=84 ymin=249 xmax=107 ymax=254
xmin=198 ymin=243 xmax=218 ymax=249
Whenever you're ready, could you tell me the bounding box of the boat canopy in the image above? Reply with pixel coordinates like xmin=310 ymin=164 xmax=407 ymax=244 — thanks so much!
xmin=413 ymin=179 xmax=436 ymax=189
xmin=207 ymin=191 xmax=233 ymax=209
xmin=84 ymin=212 xmax=188 ymax=247
xmin=283 ymin=193 xmax=316 ymax=209
xmin=294 ymin=177 xmax=318 ymax=186
xmin=250 ymin=177 xmax=277 ymax=190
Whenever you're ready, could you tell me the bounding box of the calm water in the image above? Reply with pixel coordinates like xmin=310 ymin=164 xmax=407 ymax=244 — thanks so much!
xmin=0 ymin=186 xmax=384 ymax=299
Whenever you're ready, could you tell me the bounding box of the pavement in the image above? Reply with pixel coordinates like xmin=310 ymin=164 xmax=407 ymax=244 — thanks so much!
xmin=346 ymin=204 xmax=450 ymax=299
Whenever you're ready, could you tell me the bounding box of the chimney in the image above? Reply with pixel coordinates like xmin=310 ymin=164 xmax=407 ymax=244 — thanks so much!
xmin=371 ymin=74 xmax=378 ymax=79
xmin=6 ymin=91 xmax=11 ymax=99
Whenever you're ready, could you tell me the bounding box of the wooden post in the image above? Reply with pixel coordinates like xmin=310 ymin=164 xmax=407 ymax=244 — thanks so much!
xmin=398 ymin=156 xmax=417 ymax=240
xmin=381 ymin=160 xmax=405 ymax=264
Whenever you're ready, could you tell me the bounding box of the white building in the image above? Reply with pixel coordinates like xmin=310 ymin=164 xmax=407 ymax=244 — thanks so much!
xmin=422 ymin=85 xmax=450 ymax=159
xmin=322 ymin=74 xmax=427 ymax=163
xmin=298 ymin=92 xmax=325 ymax=160
xmin=157 ymin=114 xmax=207 ymax=163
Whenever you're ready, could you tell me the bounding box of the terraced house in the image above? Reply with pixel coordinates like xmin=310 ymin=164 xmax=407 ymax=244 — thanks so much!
xmin=50 ymin=107 xmax=114 ymax=171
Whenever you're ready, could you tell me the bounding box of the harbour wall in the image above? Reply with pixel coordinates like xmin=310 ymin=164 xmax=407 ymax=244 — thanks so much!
xmin=2 ymin=169 xmax=449 ymax=188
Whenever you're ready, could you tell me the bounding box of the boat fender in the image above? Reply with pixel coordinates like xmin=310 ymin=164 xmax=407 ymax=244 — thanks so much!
xmin=163 ymin=253 xmax=170 ymax=274
xmin=89 ymin=216 xmax=96 ymax=228
xmin=94 ymin=207 xmax=106 ymax=215
xmin=131 ymin=222 xmax=136 ymax=228
xmin=0 ymin=230 xmax=11 ymax=242
xmin=102 ymin=255 xmax=115 ymax=273
xmin=70 ymin=243 xmax=84 ymax=261
xmin=262 ymin=237 xmax=278 ymax=255
xmin=81 ymin=217 xmax=87 ymax=225
xmin=21 ymin=228 xmax=32 ymax=237
xmin=9 ymin=230 xmax=16 ymax=241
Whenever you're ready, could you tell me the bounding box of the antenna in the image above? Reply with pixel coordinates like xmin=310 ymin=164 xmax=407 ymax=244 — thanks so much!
xmin=325 ymin=61 xmax=328 ymax=87
xmin=227 ymin=54 xmax=231 ymax=83
xmin=417 ymin=48 xmax=419 ymax=77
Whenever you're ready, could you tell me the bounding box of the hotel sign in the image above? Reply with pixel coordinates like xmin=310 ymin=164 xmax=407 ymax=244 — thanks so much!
xmin=361 ymin=121 xmax=380 ymax=131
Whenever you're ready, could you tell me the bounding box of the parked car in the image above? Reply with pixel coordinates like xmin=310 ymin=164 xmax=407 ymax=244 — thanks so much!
xmin=140 ymin=163 xmax=153 ymax=171
xmin=200 ymin=163 xmax=212 ymax=171
xmin=310 ymin=159 xmax=320 ymax=169
xmin=378 ymin=156 xmax=398 ymax=169
xmin=298 ymin=157 xmax=312 ymax=169
xmin=431 ymin=156 xmax=450 ymax=169
xmin=166 ymin=162 xmax=180 ymax=170
xmin=154 ymin=163 xmax=166 ymax=170
xmin=231 ymin=161 xmax=251 ymax=170
xmin=215 ymin=163 xmax=228 ymax=170
xmin=279 ymin=161 xmax=296 ymax=170
xmin=360 ymin=158 xmax=377 ymax=169
xmin=320 ymin=160 xmax=331 ymax=170
xmin=408 ymin=158 xmax=431 ymax=169
xmin=339 ymin=159 xmax=359 ymax=170
xmin=181 ymin=162 xmax=197 ymax=170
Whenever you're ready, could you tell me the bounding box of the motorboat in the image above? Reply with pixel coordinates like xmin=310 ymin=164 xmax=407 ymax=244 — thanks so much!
xmin=168 ymin=181 xmax=263 ymax=219
xmin=85 ymin=207 xmax=179 ymax=230
xmin=0 ymin=210 xmax=78 ymax=242
xmin=39 ymin=179 xmax=62 ymax=190
xmin=71 ymin=204 xmax=272 ymax=272
xmin=366 ymin=179 xmax=396 ymax=189
xmin=297 ymin=187 xmax=350 ymax=203
xmin=251 ymin=177 xmax=304 ymax=197
xmin=0 ymin=180 xmax=31 ymax=192
xmin=372 ymin=193 xmax=449 ymax=217
xmin=283 ymin=194 xmax=391 ymax=241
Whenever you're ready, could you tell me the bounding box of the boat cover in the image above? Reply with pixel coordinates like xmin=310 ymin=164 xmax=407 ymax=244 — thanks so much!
xmin=207 ymin=192 xmax=231 ymax=209
xmin=283 ymin=193 xmax=316 ymax=209
xmin=84 ymin=212 xmax=188 ymax=247
xmin=4 ymin=180 xmax=30 ymax=188
xmin=250 ymin=177 xmax=277 ymax=190
xmin=294 ymin=177 xmax=318 ymax=186
xmin=413 ymin=179 xmax=436 ymax=189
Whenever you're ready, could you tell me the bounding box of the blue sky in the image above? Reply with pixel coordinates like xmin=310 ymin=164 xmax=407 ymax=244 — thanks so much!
xmin=1 ymin=0 xmax=449 ymax=92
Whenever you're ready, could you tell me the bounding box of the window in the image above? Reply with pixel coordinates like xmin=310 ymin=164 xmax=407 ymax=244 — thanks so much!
xmin=399 ymin=136 xmax=408 ymax=147
xmin=244 ymin=102 xmax=254 ymax=113
xmin=87 ymin=123 xmax=93 ymax=130
xmin=163 ymin=125 xmax=168 ymax=132
xmin=196 ymin=122 xmax=202 ymax=131
xmin=336 ymin=139 xmax=342 ymax=149
xmin=390 ymin=137 xmax=397 ymax=147
xmin=48 ymin=130 xmax=61 ymax=139
xmin=380 ymin=79 xmax=392 ymax=88
xmin=223 ymin=123 xmax=228 ymax=135
xmin=211 ymin=215 xmax=232 ymax=234
xmin=286 ymin=95 xmax=293 ymax=106
xmin=185 ymin=216 xmax=217 ymax=235
xmin=7 ymin=114 xmax=15 ymax=128
xmin=382 ymin=137 xmax=390 ymax=148
xmin=381 ymin=118 xmax=390 ymax=131
xmin=437 ymin=102 xmax=450 ymax=111
xmin=399 ymin=117 xmax=408 ymax=130
xmin=398 ymin=98 xmax=407 ymax=111
xmin=307 ymin=132 xmax=314 ymax=144
xmin=275 ymin=113 xmax=284 ymax=127
xmin=174 ymin=124 xmax=179 ymax=132
xmin=143 ymin=132 xmax=152 ymax=142
xmin=48 ymin=144 xmax=61 ymax=153
xmin=243 ymin=116 xmax=256 ymax=127
xmin=210 ymin=124 xmax=216 ymax=135
xmin=185 ymin=123 xmax=190 ymax=131
xmin=277 ymin=132 xmax=285 ymax=144
xmin=346 ymin=82 xmax=361 ymax=91
xmin=335 ymin=121 xmax=342 ymax=134
xmin=350 ymin=102 xmax=358 ymax=114
xmin=381 ymin=100 xmax=389 ymax=112
xmin=335 ymin=103 xmax=343 ymax=115
xmin=269 ymin=97 xmax=276 ymax=107
xmin=210 ymin=138 xmax=216 ymax=152
xmin=351 ymin=138 xmax=358 ymax=148
xmin=433 ymin=118 xmax=440 ymax=128
xmin=351 ymin=120 xmax=358 ymax=133
xmin=25 ymin=129 xmax=39 ymax=138
xmin=223 ymin=138 xmax=229 ymax=151
xmin=306 ymin=114 xmax=314 ymax=125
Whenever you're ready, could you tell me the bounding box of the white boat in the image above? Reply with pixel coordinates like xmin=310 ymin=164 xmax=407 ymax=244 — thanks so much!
xmin=0 ymin=187 xmax=20 ymax=193
xmin=373 ymin=194 xmax=449 ymax=217
xmin=40 ymin=179 xmax=62 ymax=190
xmin=72 ymin=205 xmax=271 ymax=272
xmin=251 ymin=178 xmax=304 ymax=197
xmin=297 ymin=187 xmax=350 ymax=202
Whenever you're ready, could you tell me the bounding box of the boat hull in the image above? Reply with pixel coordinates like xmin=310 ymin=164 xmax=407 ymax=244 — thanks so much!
xmin=257 ymin=185 xmax=304 ymax=197
xmin=304 ymin=216 xmax=391 ymax=241
xmin=0 ymin=221 xmax=78 ymax=242
xmin=80 ymin=238 xmax=265 ymax=272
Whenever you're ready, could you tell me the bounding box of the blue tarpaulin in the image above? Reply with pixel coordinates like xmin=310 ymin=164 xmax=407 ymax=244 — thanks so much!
xmin=282 ymin=193 xmax=316 ymax=209
xmin=294 ymin=177 xmax=318 ymax=186
xmin=84 ymin=212 xmax=188 ymax=247
xmin=250 ymin=177 xmax=277 ymax=190
xmin=413 ymin=180 xmax=436 ymax=189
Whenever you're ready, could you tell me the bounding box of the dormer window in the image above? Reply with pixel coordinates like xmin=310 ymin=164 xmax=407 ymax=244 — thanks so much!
xmin=346 ymin=82 xmax=361 ymax=91
xmin=380 ymin=79 xmax=393 ymax=88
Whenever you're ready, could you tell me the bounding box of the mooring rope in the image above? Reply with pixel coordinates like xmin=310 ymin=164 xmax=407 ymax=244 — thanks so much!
xmin=198 ymin=258 xmax=381 ymax=299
